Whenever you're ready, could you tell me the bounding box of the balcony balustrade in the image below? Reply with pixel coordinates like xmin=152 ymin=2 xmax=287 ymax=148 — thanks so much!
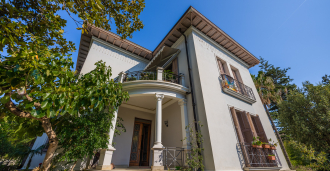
xmin=237 ymin=143 xmax=282 ymax=168
xmin=114 ymin=68 xmax=185 ymax=86
xmin=221 ymin=74 xmax=256 ymax=103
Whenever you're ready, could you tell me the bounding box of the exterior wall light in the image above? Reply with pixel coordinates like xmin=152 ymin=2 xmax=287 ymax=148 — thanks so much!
xmin=164 ymin=120 xmax=168 ymax=127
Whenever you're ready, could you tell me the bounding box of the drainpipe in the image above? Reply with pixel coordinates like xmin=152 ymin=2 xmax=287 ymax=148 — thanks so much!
xmin=179 ymin=28 xmax=201 ymax=144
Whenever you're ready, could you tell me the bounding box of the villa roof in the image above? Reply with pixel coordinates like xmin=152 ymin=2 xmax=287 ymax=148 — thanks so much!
xmin=76 ymin=6 xmax=259 ymax=73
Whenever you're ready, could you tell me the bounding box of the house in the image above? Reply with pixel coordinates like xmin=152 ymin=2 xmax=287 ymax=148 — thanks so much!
xmin=23 ymin=6 xmax=292 ymax=171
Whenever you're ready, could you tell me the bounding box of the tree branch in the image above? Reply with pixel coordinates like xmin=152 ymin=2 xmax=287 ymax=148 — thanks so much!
xmin=4 ymin=93 xmax=42 ymax=121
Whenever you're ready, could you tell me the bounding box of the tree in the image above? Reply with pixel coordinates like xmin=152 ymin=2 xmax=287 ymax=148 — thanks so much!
xmin=50 ymin=113 xmax=126 ymax=171
xmin=258 ymin=57 xmax=296 ymax=118
xmin=278 ymin=82 xmax=330 ymax=155
xmin=251 ymin=71 xmax=292 ymax=168
xmin=0 ymin=50 xmax=129 ymax=170
xmin=322 ymin=74 xmax=330 ymax=85
xmin=1 ymin=1 xmax=143 ymax=170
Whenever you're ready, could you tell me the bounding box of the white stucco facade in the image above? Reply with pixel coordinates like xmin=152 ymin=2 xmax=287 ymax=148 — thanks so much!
xmin=24 ymin=10 xmax=292 ymax=171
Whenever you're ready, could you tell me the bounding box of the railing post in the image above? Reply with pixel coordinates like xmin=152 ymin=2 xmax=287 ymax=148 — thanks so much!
xmin=179 ymin=73 xmax=185 ymax=86
xmin=118 ymin=71 xmax=126 ymax=83
xmin=157 ymin=67 xmax=163 ymax=81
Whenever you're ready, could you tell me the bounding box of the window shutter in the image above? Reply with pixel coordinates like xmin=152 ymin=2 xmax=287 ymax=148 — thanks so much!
xmin=217 ymin=59 xmax=225 ymax=75
xmin=230 ymin=107 xmax=244 ymax=143
xmin=251 ymin=115 xmax=268 ymax=143
xmin=230 ymin=107 xmax=251 ymax=167
xmin=231 ymin=69 xmax=238 ymax=81
xmin=236 ymin=111 xmax=254 ymax=144
xmin=246 ymin=113 xmax=258 ymax=138
xmin=172 ymin=58 xmax=178 ymax=75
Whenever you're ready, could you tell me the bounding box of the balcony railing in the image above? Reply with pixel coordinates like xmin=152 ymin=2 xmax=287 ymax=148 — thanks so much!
xmin=221 ymin=74 xmax=256 ymax=101
xmin=163 ymin=147 xmax=185 ymax=170
xmin=237 ymin=143 xmax=282 ymax=168
xmin=163 ymin=72 xmax=182 ymax=84
xmin=123 ymin=70 xmax=157 ymax=82
xmin=115 ymin=68 xmax=185 ymax=86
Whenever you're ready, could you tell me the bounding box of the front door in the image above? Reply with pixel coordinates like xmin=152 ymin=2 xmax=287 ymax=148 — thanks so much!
xmin=129 ymin=118 xmax=151 ymax=166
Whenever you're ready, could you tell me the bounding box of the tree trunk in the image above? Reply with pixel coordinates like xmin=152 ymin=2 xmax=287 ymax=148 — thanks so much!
xmin=70 ymin=161 xmax=78 ymax=171
xmin=263 ymin=104 xmax=292 ymax=169
xmin=40 ymin=118 xmax=58 ymax=171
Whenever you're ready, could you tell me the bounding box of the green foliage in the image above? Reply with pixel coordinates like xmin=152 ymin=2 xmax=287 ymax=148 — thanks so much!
xmin=278 ymin=83 xmax=330 ymax=154
xmin=0 ymin=0 xmax=145 ymax=56
xmin=183 ymin=122 xmax=204 ymax=171
xmin=0 ymin=119 xmax=37 ymax=167
xmin=258 ymin=57 xmax=296 ymax=118
xmin=285 ymin=140 xmax=328 ymax=170
xmin=322 ymin=74 xmax=330 ymax=85
xmin=50 ymin=110 xmax=115 ymax=168
xmin=252 ymin=136 xmax=262 ymax=146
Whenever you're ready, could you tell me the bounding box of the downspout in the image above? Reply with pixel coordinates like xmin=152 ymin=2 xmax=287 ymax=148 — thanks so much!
xmin=179 ymin=28 xmax=201 ymax=142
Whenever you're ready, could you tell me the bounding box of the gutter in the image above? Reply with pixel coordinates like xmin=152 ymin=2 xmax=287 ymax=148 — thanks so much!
xmin=179 ymin=28 xmax=201 ymax=144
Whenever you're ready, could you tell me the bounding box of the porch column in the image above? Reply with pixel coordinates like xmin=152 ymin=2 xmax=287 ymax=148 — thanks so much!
xmin=151 ymin=93 xmax=165 ymax=171
xmin=97 ymin=109 xmax=118 ymax=170
xmin=178 ymin=99 xmax=189 ymax=149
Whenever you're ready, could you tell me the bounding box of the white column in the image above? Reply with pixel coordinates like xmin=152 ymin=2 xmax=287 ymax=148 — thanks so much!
xmin=157 ymin=67 xmax=163 ymax=81
xmin=179 ymin=73 xmax=185 ymax=87
xmin=178 ymin=99 xmax=190 ymax=149
xmin=97 ymin=109 xmax=118 ymax=170
xmin=118 ymin=71 xmax=126 ymax=83
xmin=151 ymin=94 xmax=165 ymax=171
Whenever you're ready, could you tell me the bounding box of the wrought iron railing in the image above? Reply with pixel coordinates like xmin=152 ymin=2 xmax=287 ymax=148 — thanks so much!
xmin=237 ymin=143 xmax=282 ymax=168
xmin=123 ymin=70 xmax=157 ymax=82
xmin=163 ymin=72 xmax=181 ymax=84
xmin=221 ymin=74 xmax=256 ymax=101
xmin=163 ymin=147 xmax=185 ymax=170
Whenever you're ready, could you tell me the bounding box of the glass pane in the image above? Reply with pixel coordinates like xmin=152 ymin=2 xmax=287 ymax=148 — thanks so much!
xmin=130 ymin=124 xmax=140 ymax=161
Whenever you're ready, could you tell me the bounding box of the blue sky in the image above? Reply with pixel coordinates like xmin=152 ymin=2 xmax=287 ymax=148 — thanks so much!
xmin=61 ymin=0 xmax=330 ymax=86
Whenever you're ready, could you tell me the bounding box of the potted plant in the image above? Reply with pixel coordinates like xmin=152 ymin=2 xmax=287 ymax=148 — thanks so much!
xmin=262 ymin=142 xmax=270 ymax=149
xmin=267 ymin=154 xmax=276 ymax=161
xmin=252 ymin=136 xmax=262 ymax=149
xmin=268 ymin=138 xmax=278 ymax=150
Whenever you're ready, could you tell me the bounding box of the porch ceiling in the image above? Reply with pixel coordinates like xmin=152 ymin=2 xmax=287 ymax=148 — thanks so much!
xmin=122 ymin=96 xmax=177 ymax=114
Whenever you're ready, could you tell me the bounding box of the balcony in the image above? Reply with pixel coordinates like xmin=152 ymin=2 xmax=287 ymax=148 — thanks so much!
xmin=114 ymin=68 xmax=188 ymax=99
xmin=220 ymin=74 xmax=256 ymax=104
xmin=121 ymin=70 xmax=183 ymax=85
xmin=237 ymin=143 xmax=282 ymax=170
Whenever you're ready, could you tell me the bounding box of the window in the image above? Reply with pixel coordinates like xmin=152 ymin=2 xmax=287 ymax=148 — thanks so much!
xmin=230 ymin=66 xmax=243 ymax=83
xmin=229 ymin=107 xmax=268 ymax=144
xmin=217 ymin=58 xmax=229 ymax=75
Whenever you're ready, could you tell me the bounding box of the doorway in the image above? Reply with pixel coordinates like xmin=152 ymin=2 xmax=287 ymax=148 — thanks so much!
xmin=129 ymin=118 xmax=151 ymax=166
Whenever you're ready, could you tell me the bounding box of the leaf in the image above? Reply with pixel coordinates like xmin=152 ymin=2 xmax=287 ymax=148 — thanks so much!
xmin=41 ymin=101 xmax=49 ymax=109
xmin=1 ymin=96 xmax=10 ymax=104
xmin=52 ymin=71 xmax=59 ymax=76
xmin=43 ymin=93 xmax=51 ymax=99
xmin=11 ymin=78 xmax=20 ymax=87
xmin=46 ymin=70 xmax=50 ymax=76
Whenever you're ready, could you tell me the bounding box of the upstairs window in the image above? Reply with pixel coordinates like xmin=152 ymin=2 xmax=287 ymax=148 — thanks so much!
xmin=217 ymin=58 xmax=229 ymax=75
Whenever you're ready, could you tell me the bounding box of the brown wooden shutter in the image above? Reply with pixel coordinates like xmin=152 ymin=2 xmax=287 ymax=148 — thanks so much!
xmin=217 ymin=59 xmax=225 ymax=75
xmin=246 ymin=113 xmax=258 ymax=138
xmin=251 ymin=115 xmax=268 ymax=143
xmin=236 ymin=111 xmax=254 ymax=144
xmin=230 ymin=107 xmax=251 ymax=166
xmin=230 ymin=107 xmax=244 ymax=143
xmin=172 ymin=58 xmax=178 ymax=75
xmin=232 ymin=69 xmax=238 ymax=81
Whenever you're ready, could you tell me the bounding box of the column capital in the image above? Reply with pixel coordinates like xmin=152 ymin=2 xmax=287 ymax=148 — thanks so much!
xmin=155 ymin=94 xmax=165 ymax=101
xmin=178 ymin=99 xmax=187 ymax=106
